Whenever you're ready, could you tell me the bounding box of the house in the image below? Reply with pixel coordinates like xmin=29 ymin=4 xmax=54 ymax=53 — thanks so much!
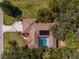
xmin=21 ymin=18 xmax=57 ymax=48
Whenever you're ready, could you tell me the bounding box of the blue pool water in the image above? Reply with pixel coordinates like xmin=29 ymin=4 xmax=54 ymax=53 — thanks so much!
xmin=39 ymin=37 xmax=48 ymax=47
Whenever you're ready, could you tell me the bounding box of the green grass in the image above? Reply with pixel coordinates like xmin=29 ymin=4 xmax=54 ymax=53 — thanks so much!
xmin=4 ymin=0 xmax=48 ymax=25
xmin=4 ymin=32 xmax=25 ymax=52
xmin=10 ymin=0 xmax=48 ymax=18
xmin=4 ymin=14 xmax=16 ymax=25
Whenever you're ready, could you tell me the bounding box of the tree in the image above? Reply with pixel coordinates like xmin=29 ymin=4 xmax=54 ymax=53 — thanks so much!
xmin=42 ymin=52 xmax=50 ymax=59
xmin=50 ymin=48 xmax=79 ymax=59
xmin=66 ymin=31 xmax=79 ymax=48
xmin=0 ymin=1 xmax=22 ymax=20
xmin=2 ymin=44 xmax=79 ymax=59
xmin=49 ymin=0 xmax=79 ymax=48
xmin=37 ymin=8 xmax=49 ymax=23
xmin=36 ymin=7 xmax=54 ymax=23
xmin=49 ymin=0 xmax=79 ymax=41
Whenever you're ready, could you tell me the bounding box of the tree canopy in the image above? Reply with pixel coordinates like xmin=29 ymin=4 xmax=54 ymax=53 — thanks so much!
xmin=0 ymin=1 xmax=22 ymax=19
xmin=49 ymin=0 xmax=79 ymax=40
xmin=2 ymin=42 xmax=79 ymax=59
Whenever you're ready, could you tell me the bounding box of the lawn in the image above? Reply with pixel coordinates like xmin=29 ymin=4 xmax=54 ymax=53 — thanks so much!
xmin=4 ymin=32 xmax=25 ymax=52
xmin=4 ymin=14 xmax=16 ymax=25
xmin=4 ymin=0 xmax=48 ymax=25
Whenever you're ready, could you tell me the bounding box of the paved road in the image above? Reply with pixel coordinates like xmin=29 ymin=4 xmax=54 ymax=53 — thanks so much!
xmin=0 ymin=8 xmax=3 ymax=59
xmin=0 ymin=0 xmax=3 ymax=59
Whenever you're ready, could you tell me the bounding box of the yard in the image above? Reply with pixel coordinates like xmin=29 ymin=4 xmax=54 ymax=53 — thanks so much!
xmin=2 ymin=0 xmax=79 ymax=59
xmin=4 ymin=0 xmax=48 ymax=25
xmin=4 ymin=32 xmax=25 ymax=52
xmin=3 ymin=0 xmax=48 ymax=52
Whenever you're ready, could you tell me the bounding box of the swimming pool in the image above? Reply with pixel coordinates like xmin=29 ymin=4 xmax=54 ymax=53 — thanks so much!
xmin=39 ymin=37 xmax=48 ymax=47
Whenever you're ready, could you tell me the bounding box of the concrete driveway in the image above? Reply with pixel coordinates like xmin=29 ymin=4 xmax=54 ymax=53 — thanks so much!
xmin=3 ymin=21 xmax=22 ymax=33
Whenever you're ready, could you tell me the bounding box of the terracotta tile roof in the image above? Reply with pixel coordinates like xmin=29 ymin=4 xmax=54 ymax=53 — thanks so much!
xmin=23 ymin=18 xmax=36 ymax=32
